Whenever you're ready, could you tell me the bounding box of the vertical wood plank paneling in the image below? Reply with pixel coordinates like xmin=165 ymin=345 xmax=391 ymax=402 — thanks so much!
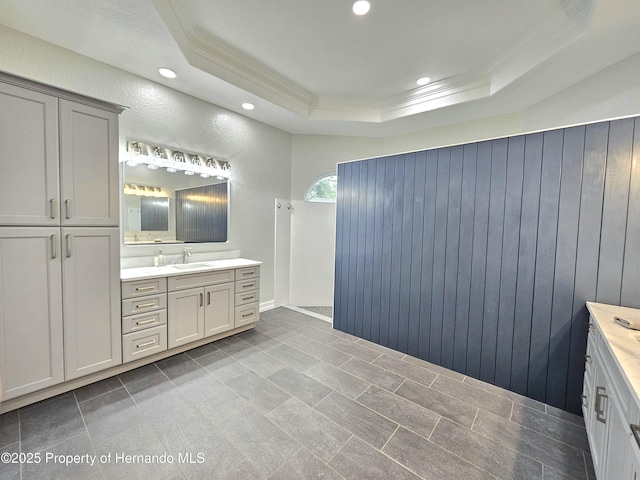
xmin=597 ymin=118 xmax=634 ymax=304
xmin=408 ymin=151 xmax=427 ymax=357
xmin=429 ymin=148 xmax=451 ymax=364
xmin=417 ymin=150 xmax=439 ymax=361
xmin=511 ymin=133 xmax=543 ymax=395
xmin=388 ymin=157 xmax=405 ymax=350
xmin=398 ymin=153 xmax=416 ymax=353
xmin=547 ymin=126 xmax=585 ymax=408
xmin=362 ymin=159 xmax=377 ymax=341
xmin=494 ymin=135 xmax=525 ymax=389
xmin=466 ymin=141 xmax=492 ymax=377
xmin=566 ymin=122 xmax=608 ymax=413
xmin=454 ymin=143 xmax=477 ymax=373
xmin=480 ymin=138 xmax=508 ymax=383
xmin=621 ymin=118 xmax=640 ymax=308
xmin=369 ymin=158 xmax=386 ymax=343
xmin=334 ymin=115 xmax=640 ymax=413
xmin=442 ymin=146 xmax=463 ymax=369
xmin=528 ymin=129 xmax=563 ymax=401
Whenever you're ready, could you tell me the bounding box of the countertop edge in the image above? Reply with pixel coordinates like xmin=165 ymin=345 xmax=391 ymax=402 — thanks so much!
xmin=121 ymin=258 xmax=262 ymax=281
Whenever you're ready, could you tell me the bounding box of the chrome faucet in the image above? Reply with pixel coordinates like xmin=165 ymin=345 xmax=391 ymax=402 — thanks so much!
xmin=183 ymin=247 xmax=192 ymax=264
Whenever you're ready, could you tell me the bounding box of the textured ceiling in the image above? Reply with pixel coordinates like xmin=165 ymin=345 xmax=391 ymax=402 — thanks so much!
xmin=0 ymin=0 xmax=639 ymax=136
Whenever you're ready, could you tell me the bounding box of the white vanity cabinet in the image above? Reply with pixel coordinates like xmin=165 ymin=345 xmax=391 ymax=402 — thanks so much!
xmin=0 ymin=73 xmax=123 ymax=404
xmin=235 ymin=266 xmax=260 ymax=327
xmin=167 ymin=269 xmax=235 ymax=348
xmin=584 ymin=302 xmax=640 ymax=479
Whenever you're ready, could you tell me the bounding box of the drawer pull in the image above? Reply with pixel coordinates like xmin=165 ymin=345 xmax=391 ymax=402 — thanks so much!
xmin=136 ymin=339 xmax=155 ymax=348
xmin=242 ymin=283 xmax=255 ymax=289
xmin=242 ymin=312 xmax=253 ymax=318
xmin=136 ymin=318 xmax=156 ymax=326
xmin=242 ymin=271 xmax=254 ymax=276
xmin=136 ymin=302 xmax=156 ymax=309
xmin=135 ymin=285 xmax=156 ymax=292
xmin=242 ymin=295 xmax=254 ymax=301
xmin=595 ymin=386 xmax=608 ymax=423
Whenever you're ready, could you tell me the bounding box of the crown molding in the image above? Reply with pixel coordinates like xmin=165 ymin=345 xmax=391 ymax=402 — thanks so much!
xmin=152 ymin=0 xmax=595 ymax=124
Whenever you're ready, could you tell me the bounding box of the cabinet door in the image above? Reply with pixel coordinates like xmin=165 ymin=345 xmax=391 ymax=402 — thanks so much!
xmin=204 ymin=282 xmax=234 ymax=337
xmin=0 ymin=83 xmax=59 ymax=225
xmin=0 ymin=228 xmax=64 ymax=399
xmin=62 ymin=227 xmax=121 ymax=380
xmin=590 ymin=363 xmax=609 ymax=477
xmin=59 ymin=100 xmax=119 ymax=226
xmin=627 ymin=435 xmax=640 ymax=480
xmin=603 ymin=392 xmax=628 ymax=480
xmin=168 ymin=287 xmax=204 ymax=348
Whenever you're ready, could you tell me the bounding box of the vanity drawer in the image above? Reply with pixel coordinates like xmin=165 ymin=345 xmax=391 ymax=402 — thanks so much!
xmin=236 ymin=266 xmax=260 ymax=280
xmin=235 ymin=290 xmax=259 ymax=306
xmin=122 ymin=325 xmax=167 ymax=363
xmin=235 ymin=303 xmax=259 ymax=327
xmin=168 ymin=269 xmax=234 ymax=291
xmin=122 ymin=278 xmax=167 ymax=299
xmin=122 ymin=309 xmax=167 ymax=334
xmin=236 ymin=278 xmax=260 ymax=293
xmin=122 ymin=294 xmax=167 ymax=316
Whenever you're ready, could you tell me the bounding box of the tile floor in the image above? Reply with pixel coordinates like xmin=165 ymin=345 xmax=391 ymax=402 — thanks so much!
xmin=0 ymin=307 xmax=594 ymax=480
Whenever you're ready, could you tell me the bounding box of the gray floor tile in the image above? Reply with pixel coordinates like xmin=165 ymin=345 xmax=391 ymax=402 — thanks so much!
xmin=395 ymin=379 xmax=478 ymax=428
xmin=20 ymin=393 xmax=86 ymax=453
xmin=327 ymin=338 xmax=382 ymax=362
xmin=373 ymin=354 xmax=438 ymax=387
xmin=94 ymin=421 xmax=181 ymax=480
xmin=305 ymin=361 xmax=370 ymax=399
xmin=545 ymin=404 xmax=586 ymax=428
xmin=585 ymin=451 xmax=596 ymax=480
xmin=266 ymin=344 xmax=319 ymax=372
xmin=430 ymin=417 xmax=543 ymax=479
xmin=296 ymin=326 xmax=340 ymax=344
xmin=267 ymin=367 xmax=332 ymax=406
xmin=267 ymin=397 xmax=351 ymax=463
xmin=184 ymin=341 xmax=219 ymax=359
xmin=273 ymin=331 xmax=315 ymax=349
xmin=155 ymin=353 xmax=211 ymax=388
xmin=74 ymin=376 xmax=124 ymax=404
xmin=511 ymin=403 xmax=590 ymax=452
xmin=314 ymin=392 xmax=397 ymax=449
xmin=224 ymin=371 xmax=291 ymax=414
xmin=194 ymin=350 xmax=251 ymax=383
xmin=355 ymin=385 xmax=440 ymax=440
xmin=431 ymin=374 xmax=514 ymax=418
xmin=235 ymin=329 xmax=283 ymax=351
xmin=383 ymin=426 xmax=492 ymax=480
xmin=329 ymin=436 xmax=420 ymax=480
xmin=402 ymin=354 xmax=466 ymax=380
xmin=303 ymin=341 xmax=353 ymax=367
xmin=354 ymin=338 xmax=406 ymax=359
xmin=0 ymin=443 xmax=20 ymax=480
xmin=269 ymin=448 xmax=343 ymax=480
xmin=232 ymin=346 xmax=287 ymax=377
xmin=118 ymin=363 xmax=169 ymax=396
xmin=463 ymin=375 xmax=546 ymax=412
xmin=22 ymin=432 xmax=102 ymax=480
xmin=223 ymin=460 xmax=263 ymax=479
xmin=472 ymin=408 xmax=588 ymax=479
xmin=542 ymin=464 xmax=576 ymax=479
xmin=339 ymin=357 xmax=404 ymax=392
xmin=177 ymin=374 xmax=248 ymax=425
xmin=79 ymin=387 xmax=141 ymax=445
xmin=218 ymin=407 xmax=301 ymax=477
xmin=215 ymin=336 xmax=253 ymax=355
xmin=0 ymin=410 xmax=19 ymax=449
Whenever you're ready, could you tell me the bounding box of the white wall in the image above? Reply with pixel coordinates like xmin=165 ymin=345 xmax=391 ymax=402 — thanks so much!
xmin=0 ymin=25 xmax=292 ymax=306
xmin=289 ymin=52 xmax=640 ymax=307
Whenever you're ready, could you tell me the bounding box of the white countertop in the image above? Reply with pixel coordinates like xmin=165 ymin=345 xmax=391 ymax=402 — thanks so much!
xmin=586 ymin=301 xmax=640 ymax=409
xmin=121 ymin=258 xmax=261 ymax=281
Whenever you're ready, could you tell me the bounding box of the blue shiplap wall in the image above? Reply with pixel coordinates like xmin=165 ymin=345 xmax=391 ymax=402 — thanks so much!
xmin=333 ymin=117 xmax=640 ymax=413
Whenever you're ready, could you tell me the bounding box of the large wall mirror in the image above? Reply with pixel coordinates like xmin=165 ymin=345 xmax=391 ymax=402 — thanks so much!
xmin=123 ymin=163 xmax=228 ymax=244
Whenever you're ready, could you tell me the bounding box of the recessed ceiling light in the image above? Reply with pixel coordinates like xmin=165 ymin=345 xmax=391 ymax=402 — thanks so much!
xmin=158 ymin=68 xmax=177 ymax=79
xmin=242 ymin=102 xmax=255 ymax=110
xmin=352 ymin=1 xmax=371 ymax=16
xmin=416 ymin=77 xmax=431 ymax=86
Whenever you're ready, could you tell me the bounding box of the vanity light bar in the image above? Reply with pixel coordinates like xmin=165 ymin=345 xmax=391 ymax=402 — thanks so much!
xmin=123 ymin=141 xmax=231 ymax=179
xmin=123 ymin=183 xmax=164 ymax=197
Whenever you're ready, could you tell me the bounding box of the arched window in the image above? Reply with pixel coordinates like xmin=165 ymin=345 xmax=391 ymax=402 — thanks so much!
xmin=304 ymin=174 xmax=337 ymax=203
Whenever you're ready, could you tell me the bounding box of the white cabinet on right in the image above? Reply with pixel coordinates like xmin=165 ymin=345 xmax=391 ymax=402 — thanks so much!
xmin=235 ymin=266 xmax=260 ymax=327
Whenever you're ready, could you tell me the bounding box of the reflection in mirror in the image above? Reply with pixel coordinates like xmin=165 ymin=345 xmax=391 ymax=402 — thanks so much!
xmin=123 ymin=164 xmax=228 ymax=244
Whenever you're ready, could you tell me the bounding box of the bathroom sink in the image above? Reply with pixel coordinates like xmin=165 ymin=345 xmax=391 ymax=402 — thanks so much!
xmin=171 ymin=263 xmax=211 ymax=270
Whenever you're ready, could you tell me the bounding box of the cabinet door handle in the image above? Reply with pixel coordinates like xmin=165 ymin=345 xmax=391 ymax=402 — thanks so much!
xmin=65 ymin=234 xmax=72 ymax=257
xmin=200 ymin=293 xmax=203 ymax=307
xmin=50 ymin=198 xmax=57 ymax=219
xmin=581 ymin=394 xmax=588 ymax=408
xmin=207 ymin=291 xmax=211 ymax=305
xmin=585 ymin=354 xmax=592 ymax=364
xmin=136 ymin=339 xmax=155 ymax=348
xmin=65 ymin=199 xmax=71 ymax=219
xmin=50 ymin=234 xmax=57 ymax=259
xmin=595 ymin=386 xmax=608 ymax=423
